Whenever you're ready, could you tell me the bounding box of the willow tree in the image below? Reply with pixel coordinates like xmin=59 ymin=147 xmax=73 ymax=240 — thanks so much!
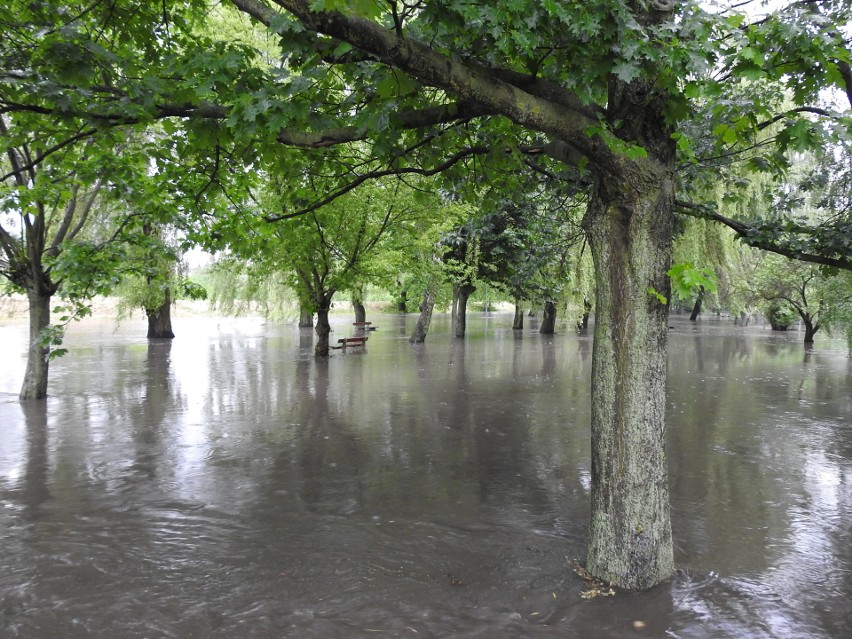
xmin=4 ymin=0 xmax=851 ymax=589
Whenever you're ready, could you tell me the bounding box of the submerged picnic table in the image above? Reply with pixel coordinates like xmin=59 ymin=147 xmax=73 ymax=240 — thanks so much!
xmin=352 ymin=321 xmax=378 ymax=331
xmin=333 ymin=335 xmax=368 ymax=349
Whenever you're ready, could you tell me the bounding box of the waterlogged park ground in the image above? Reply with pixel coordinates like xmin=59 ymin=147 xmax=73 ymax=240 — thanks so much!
xmin=0 ymin=309 xmax=850 ymax=638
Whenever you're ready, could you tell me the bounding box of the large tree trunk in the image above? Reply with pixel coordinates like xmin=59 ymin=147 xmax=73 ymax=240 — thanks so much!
xmin=803 ymin=317 xmax=819 ymax=344
xmin=298 ymin=302 xmax=314 ymax=328
xmin=146 ymin=291 xmax=175 ymax=339
xmin=512 ymin=300 xmax=524 ymax=330
xmin=20 ymin=289 xmax=52 ymax=401
xmin=453 ymin=283 xmax=475 ymax=338
xmin=582 ymin=162 xmax=676 ymax=590
xmin=313 ymin=291 xmax=335 ymax=357
xmin=539 ymin=300 xmax=557 ymax=334
xmin=315 ymin=304 xmax=332 ymax=357
xmin=409 ymin=286 xmax=437 ymax=343
xmin=352 ymin=291 xmax=367 ymax=324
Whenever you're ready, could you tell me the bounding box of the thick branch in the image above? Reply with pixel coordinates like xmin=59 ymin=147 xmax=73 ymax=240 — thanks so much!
xmin=675 ymin=199 xmax=852 ymax=271
xmin=275 ymin=100 xmax=493 ymax=147
xmin=230 ymin=0 xmax=614 ymax=169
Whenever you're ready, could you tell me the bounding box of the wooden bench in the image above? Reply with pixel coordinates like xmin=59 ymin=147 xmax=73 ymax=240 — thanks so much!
xmin=353 ymin=321 xmax=378 ymax=331
xmin=333 ymin=336 xmax=368 ymax=349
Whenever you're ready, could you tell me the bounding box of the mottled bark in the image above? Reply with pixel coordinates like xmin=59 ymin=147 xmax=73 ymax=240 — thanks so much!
xmin=20 ymin=289 xmax=52 ymax=400
xmin=315 ymin=305 xmax=332 ymax=357
xmin=583 ymin=161 xmax=676 ymax=590
xmin=146 ymin=291 xmax=175 ymax=339
xmin=298 ymin=303 xmax=314 ymax=328
xmin=539 ymin=300 xmax=557 ymax=334
xmin=409 ymin=286 xmax=437 ymax=343
xmin=353 ymin=298 xmax=367 ymax=324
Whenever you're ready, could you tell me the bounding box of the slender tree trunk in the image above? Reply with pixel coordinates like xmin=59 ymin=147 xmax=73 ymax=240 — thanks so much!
xmin=396 ymin=280 xmax=408 ymax=313
xmin=689 ymin=286 xmax=704 ymax=321
xmin=298 ymin=302 xmax=314 ymax=328
xmin=579 ymin=299 xmax=591 ymax=330
xmin=146 ymin=290 xmax=175 ymax=339
xmin=20 ymin=289 xmax=52 ymax=401
xmin=540 ymin=300 xmax=557 ymax=334
xmin=453 ymin=283 xmax=475 ymax=338
xmin=582 ymin=163 xmax=676 ymax=590
xmin=512 ymin=300 xmax=524 ymax=330
xmin=409 ymin=286 xmax=437 ymax=343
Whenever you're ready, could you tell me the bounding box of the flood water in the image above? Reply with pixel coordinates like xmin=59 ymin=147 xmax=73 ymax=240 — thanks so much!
xmin=0 ymin=311 xmax=849 ymax=638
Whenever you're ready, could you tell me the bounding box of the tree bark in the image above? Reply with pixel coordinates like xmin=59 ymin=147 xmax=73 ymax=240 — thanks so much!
xmin=453 ymin=283 xmax=476 ymax=338
xmin=396 ymin=280 xmax=408 ymax=313
xmin=146 ymin=291 xmax=175 ymax=339
xmin=539 ymin=300 xmax=557 ymax=334
xmin=313 ymin=290 xmax=336 ymax=357
xmin=689 ymin=286 xmax=704 ymax=321
xmin=315 ymin=305 xmax=332 ymax=356
xmin=582 ymin=162 xmax=676 ymax=590
xmin=352 ymin=296 xmax=367 ymax=324
xmin=298 ymin=302 xmax=314 ymax=328
xmin=803 ymin=316 xmax=819 ymax=343
xmin=409 ymin=286 xmax=437 ymax=343
xmin=512 ymin=300 xmax=524 ymax=330
xmin=20 ymin=289 xmax=52 ymax=400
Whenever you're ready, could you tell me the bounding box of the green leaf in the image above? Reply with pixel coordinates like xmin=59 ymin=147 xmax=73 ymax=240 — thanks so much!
xmin=612 ymin=60 xmax=641 ymax=83
xmin=647 ymin=287 xmax=668 ymax=305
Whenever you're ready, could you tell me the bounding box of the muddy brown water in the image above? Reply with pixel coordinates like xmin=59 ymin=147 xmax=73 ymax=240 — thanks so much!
xmin=0 ymin=312 xmax=849 ymax=638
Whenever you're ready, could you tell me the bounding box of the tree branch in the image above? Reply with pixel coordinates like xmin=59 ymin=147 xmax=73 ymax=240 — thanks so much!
xmin=267 ymin=145 xmax=488 ymax=221
xmin=675 ymin=199 xmax=852 ymax=271
xmin=230 ymin=0 xmax=613 ymax=170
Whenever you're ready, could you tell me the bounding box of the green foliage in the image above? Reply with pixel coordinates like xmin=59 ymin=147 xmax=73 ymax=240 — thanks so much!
xmin=202 ymin=257 xmax=297 ymax=320
xmin=647 ymin=287 xmax=668 ymax=306
xmin=667 ymin=262 xmax=717 ymax=302
xmin=820 ymin=272 xmax=852 ymax=348
xmin=763 ymin=299 xmax=799 ymax=330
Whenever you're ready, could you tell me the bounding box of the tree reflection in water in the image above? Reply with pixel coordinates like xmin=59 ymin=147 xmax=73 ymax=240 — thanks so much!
xmin=0 ymin=313 xmax=848 ymax=638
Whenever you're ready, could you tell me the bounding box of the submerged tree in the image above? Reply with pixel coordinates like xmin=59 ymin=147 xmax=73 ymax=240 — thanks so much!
xmin=115 ymin=224 xmax=207 ymax=339
xmin=0 ymin=117 xmax=133 ymax=399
